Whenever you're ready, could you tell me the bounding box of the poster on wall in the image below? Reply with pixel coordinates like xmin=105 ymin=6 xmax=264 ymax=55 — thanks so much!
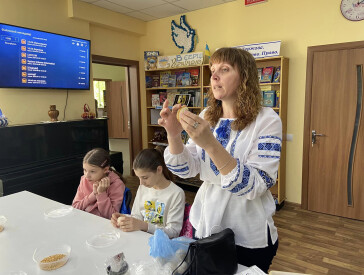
xmin=245 ymin=0 xmax=267 ymax=6
xmin=234 ymin=41 xmax=281 ymax=59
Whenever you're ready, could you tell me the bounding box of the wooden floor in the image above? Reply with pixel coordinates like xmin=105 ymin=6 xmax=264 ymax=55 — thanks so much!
xmin=124 ymin=176 xmax=364 ymax=274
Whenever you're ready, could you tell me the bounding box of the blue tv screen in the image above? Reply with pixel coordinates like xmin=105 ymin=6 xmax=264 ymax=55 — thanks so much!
xmin=0 ymin=23 xmax=90 ymax=90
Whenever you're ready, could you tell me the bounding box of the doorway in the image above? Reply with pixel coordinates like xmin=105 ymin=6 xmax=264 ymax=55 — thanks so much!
xmin=302 ymin=41 xmax=364 ymax=221
xmin=92 ymin=55 xmax=142 ymax=176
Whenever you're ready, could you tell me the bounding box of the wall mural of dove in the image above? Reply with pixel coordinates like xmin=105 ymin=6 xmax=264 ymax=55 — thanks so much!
xmin=171 ymin=15 xmax=197 ymax=54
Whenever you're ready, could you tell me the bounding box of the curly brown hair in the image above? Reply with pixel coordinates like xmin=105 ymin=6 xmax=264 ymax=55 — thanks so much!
xmin=204 ymin=47 xmax=262 ymax=131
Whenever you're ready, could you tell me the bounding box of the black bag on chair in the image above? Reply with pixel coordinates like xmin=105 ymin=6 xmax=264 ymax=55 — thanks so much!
xmin=173 ymin=228 xmax=238 ymax=275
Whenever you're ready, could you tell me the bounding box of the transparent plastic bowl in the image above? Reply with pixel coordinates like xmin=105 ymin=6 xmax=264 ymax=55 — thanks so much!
xmin=33 ymin=244 xmax=71 ymax=271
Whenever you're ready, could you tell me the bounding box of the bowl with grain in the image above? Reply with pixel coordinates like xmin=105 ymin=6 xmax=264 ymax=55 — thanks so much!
xmin=33 ymin=243 xmax=71 ymax=271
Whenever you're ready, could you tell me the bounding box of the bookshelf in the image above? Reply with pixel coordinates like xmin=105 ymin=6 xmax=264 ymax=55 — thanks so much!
xmin=256 ymin=56 xmax=288 ymax=207
xmin=145 ymin=65 xmax=204 ymax=148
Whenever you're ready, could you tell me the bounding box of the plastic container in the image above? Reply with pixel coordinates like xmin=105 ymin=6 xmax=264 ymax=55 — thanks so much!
xmin=33 ymin=244 xmax=71 ymax=271
xmin=44 ymin=206 xmax=73 ymax=218
xmin=86 ymin=231 xmax=120 ymax=248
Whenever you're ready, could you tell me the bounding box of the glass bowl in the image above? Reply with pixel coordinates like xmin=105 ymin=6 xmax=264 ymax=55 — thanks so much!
xmin=33 ymin=244 xmax=71 ymax=271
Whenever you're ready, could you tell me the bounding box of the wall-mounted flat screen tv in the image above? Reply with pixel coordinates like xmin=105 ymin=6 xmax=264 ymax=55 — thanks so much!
xmin=0 ymin=23 xmax=90 ymax=90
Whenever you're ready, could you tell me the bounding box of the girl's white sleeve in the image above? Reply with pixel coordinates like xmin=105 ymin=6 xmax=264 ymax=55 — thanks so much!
xmin=221 ymin=112 xmax=282 ymax=200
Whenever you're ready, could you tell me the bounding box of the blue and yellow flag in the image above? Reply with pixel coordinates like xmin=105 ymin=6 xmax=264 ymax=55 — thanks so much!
xmin=204 ymin=43 xmax=211 ymax=62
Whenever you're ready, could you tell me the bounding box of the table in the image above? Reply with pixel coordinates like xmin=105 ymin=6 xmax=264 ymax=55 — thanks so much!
xmin=0 ymin=191 xmax=152 ymax=274
xmin=0 ymin=191 xmax=247 ymax=274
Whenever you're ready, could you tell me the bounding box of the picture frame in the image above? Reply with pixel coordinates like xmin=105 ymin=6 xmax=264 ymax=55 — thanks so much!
xmin=173 ymin=94 xmax=191 ymax=106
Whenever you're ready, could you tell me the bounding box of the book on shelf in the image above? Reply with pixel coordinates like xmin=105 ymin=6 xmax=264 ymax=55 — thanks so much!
xmin=151 ymin=141 xmax=168 ymax=147
xmin=159 ymin=91 xmax=167 ymax=105
xmin=261 ymin=66 xmax=274 ymax=83
xmin=146 ymin=76 xmax=152 ymax=88
xmin=173 ymin=94 xmax=191 ymax=106
xmin=275 ymin=91 xmax=280 ymax=108
xmin=257 ymin=68 xmax=263 ymax=83
xmin=189 ymin=68 xmax=200 ymax=86
xmin=203 ymin=90 xmax=209 ymax=107
xmin=181 ymin=130 xmax=189 ymax=144
xmin=151 ymin=93 xmax=160 ymax=107
xmin=194 ymin=90 xmax=201 ymax=107
xmin=167 ymin=90 xmax=178 ymax=107
xmin=187 ymin=91 xmax=195 ymax=107
xmin=263 ymin=90 xmax=276 ymax=107
xmin=152 ymin=75 xmax=160 ymax=87
xmin=150 ymin=109 xmax=161 ymax=124
xmin=144 ymin=51 xmax=159 ymax=70
xmin=150 ymin=128 xmax=167 ymax=142
xmin=175 ymin=70 xmax=185 ymax=86
xmin=181 ymin=72 xmax=191 ymax=86
xmin=160 ymin=71 xmax=171 ymax=88
xmin=260 ymin=90 xmax=264 ymax=105
xmin=168 ymin=74 xmax=176 ymax=87
xmin=272 ymin=66 xmax=281 ymax=83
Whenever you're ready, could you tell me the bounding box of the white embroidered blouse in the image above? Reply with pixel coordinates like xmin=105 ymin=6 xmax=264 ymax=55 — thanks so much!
xmin=164 ymin=107 xmax=282 ymax=248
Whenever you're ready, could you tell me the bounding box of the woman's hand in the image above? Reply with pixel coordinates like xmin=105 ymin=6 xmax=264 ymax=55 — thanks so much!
xmin=158 ymin=99 xmax=183 ymax=138
xmin=117 ymin=215 xmax=148 ymax=232
xmin=111 ymin=212 xmax=122 ymax=228
xmin=179 ymin=110 xmax=217 ymax=150
xmin=97 ymin=177 xmax=110 ymax=194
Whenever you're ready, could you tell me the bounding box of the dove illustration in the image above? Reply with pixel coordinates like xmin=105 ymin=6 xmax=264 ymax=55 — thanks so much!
xmin=171 ymin=15 xmax=196 ymax=54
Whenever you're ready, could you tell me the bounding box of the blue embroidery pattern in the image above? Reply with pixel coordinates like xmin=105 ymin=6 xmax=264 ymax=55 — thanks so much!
xmin=258 ymin=169 xmax=275 ymax=189
xmin=239 ymin=180 xmax=255 ymax=196
xmin=166 ymin=163 xmax=189 ymax=176
xmin=229 ymin=165 xmax=250 ymax=193
xmin=258 ymin=135 xmax=281 ymax=159
xmin=166 ymin=162 xmax=188 ymax=168
xmin=210 ymin=120 xmax=233 ymax=175
xmin=210 ymin=160 xmax=219 ymax=176
xmin=230 ymin=130 xmax=241 ymax=155
xmin=258 ymin=143 xmax=281 ymax=151
xmin=259 ymin=135 xmax=282 ymax=141
xmin=216 ymin=120 xmax=232 ymax=147
xmin=222 ymin=160 xmax=240 ymax=189
xmin=202 ymin=149 xmax=205 ymax=162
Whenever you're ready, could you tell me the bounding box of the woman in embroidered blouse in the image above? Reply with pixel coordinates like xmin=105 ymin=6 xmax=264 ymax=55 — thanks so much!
xmin=159 ymin=47 xmax=281 ymax=273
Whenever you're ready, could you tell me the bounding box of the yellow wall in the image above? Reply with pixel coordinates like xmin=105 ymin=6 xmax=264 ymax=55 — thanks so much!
xmin=0 ymin=0 xmax=143 ymax=124
xmin=92 ymin=64 xmax=126 ymax=82
xmin=140 ymin=0 xmax=364 ymax=203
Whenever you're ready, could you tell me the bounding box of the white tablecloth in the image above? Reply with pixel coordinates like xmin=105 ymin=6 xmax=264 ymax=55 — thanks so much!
xmin=0 ymin=191 xmax=247 ymax=274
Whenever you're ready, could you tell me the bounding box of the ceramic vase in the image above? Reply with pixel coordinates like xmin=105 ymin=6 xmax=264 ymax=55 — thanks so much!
xmin=48 ymin=105 xmax=59 ymax=122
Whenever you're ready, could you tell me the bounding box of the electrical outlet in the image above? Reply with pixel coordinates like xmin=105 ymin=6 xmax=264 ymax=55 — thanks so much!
xmin=285 ymin=134 xmax=293 ymax=141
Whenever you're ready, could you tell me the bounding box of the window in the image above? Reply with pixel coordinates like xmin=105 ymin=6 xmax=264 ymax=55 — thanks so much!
xmin=93 ymin=80 xmax=106 ymax=108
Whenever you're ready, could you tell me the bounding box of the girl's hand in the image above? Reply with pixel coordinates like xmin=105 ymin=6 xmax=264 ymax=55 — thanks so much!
xmin=97 ymin=177 xmax=110 ymax=194
xmin=158 ymin=99 xmax=183 ymax=138
xmin=111 ymin=212 xmax=122 ymax=228
xmin=117 ymin=215 xmax=148 ymax=232
xmin=93 ymin=183 xmax=99 ymax=195
xmin=179 ymin=110 xmax=216 ymax=150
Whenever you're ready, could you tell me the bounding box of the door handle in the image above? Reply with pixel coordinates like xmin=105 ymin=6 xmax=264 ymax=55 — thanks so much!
xmin=312 ymin=130 xmax=325 ymax=147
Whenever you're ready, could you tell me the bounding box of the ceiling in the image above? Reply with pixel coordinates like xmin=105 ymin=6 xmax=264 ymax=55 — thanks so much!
xmin=79 ymin=0 xmax=237 ymax=22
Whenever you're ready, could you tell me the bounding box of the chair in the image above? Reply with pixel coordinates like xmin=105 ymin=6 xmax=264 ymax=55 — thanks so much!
xmin=120 ymin=187 xmax=132 ymax=214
